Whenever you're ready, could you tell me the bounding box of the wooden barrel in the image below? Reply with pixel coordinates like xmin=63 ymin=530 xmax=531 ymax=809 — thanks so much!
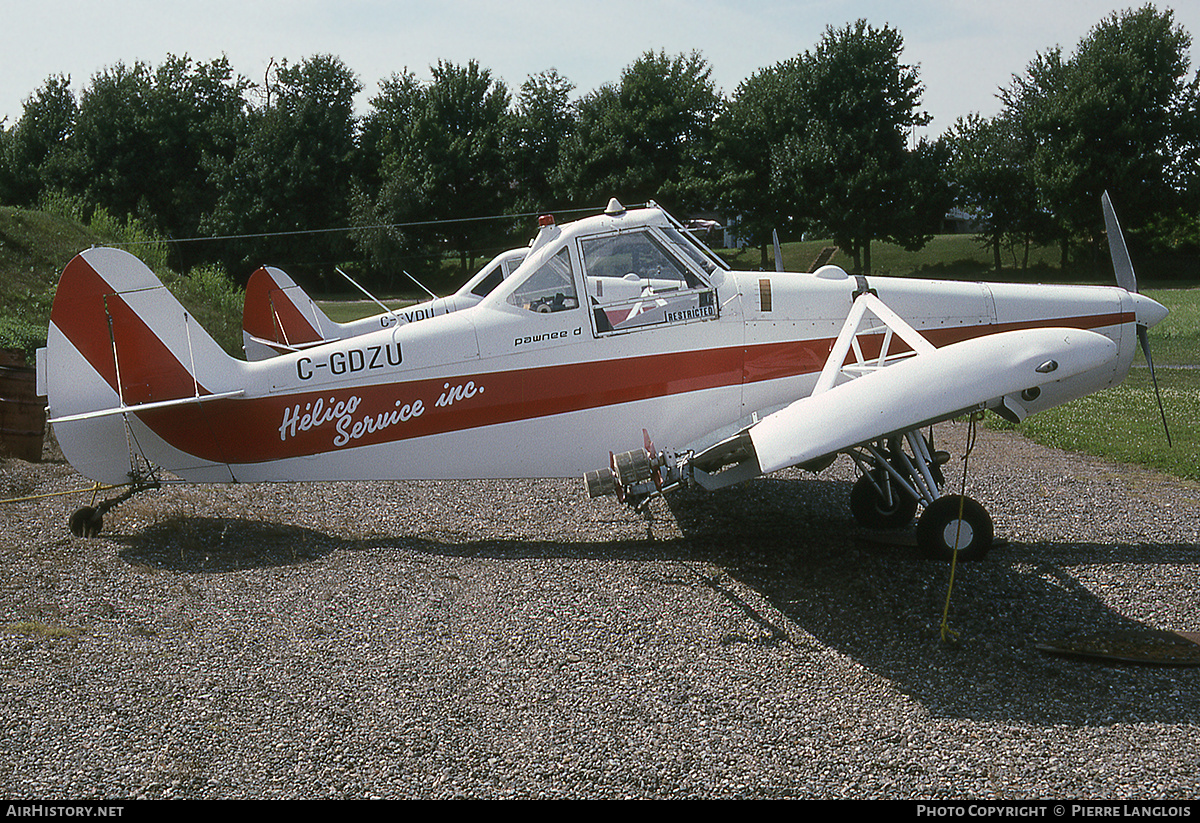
xmin=0 ymin=348 xmax=45 ymax=462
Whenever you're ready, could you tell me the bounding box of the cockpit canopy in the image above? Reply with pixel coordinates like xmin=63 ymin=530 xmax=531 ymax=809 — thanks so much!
xmin=498 ymin=202 xmax=726 ymax=335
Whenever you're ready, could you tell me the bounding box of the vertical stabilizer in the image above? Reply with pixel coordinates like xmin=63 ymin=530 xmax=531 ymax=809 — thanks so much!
xmin=242 ymin=266 xmax=337 ymax=360
xmin=43 ymin=248 xmax=240 ymax=483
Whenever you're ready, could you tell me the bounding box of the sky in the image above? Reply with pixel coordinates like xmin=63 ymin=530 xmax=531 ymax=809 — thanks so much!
xmin=3 ymin=0 xmax=1200 ymax=138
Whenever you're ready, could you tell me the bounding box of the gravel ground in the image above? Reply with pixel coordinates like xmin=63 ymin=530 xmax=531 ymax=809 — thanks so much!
xmin=1 ymin=420 xmax=1198 ymax=799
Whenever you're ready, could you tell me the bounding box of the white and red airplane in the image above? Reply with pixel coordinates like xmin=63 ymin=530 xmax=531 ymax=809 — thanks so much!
xmin=37 ymin=196 xmax=1167 ymax=559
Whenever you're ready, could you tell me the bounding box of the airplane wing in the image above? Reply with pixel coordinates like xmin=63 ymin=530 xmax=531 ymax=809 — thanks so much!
xmin=687 ymin=293 xmax=1119 ymax=490
xmin=746 ymin=326 xmax=1115 ymax=476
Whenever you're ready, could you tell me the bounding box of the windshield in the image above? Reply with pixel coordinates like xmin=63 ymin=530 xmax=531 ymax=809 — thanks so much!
xmin=661 ymin=226 xmax=725 ymax=274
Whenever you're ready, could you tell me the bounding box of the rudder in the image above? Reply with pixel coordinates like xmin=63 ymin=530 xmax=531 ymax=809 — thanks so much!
xmin=42 ymin=247 xmax=240 ymax=483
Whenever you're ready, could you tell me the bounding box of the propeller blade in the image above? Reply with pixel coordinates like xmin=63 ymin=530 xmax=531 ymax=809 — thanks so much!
xmin=1102 ymin=191 xmax=1137 ymax=294
xmin=1138 ymin=325 xmax=1173 ymax=448
xmin=1102 ymin=192 xmax=1172 ymax=446
xmin=772 ymin=229 xmax=784 ymax=272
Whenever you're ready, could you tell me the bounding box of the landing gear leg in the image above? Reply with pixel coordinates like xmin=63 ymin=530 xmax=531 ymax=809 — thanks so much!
xmin=849 ymin=428 xmax=993 ymax=561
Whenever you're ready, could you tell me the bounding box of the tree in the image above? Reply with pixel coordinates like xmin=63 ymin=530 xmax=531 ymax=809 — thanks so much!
xmin=945 ymin=113 xmax=1048 ymax=271
xmin=205 ymin=55 xmax=361 ymax=277
xmin=554 ymin=50 xmax=721 ymax=213
xmin=146 ymin=56 xmax=250 ymax=254
xmin=714 ymin=58 xmax=809 ymax=265
xmin=1002 ymin=5 xmax=1200 ymax=263
xmin=770 ymin=20 xmax=948 ymax=273
xmin=67 ymin=62 xmax=156 ymax=221
xmin=357 ymin=60 xmax=512 ymax=281
xmin=0 ymin=75 xmax=76 ymax=207
xmin=509 ymin=68 xmax=575 ymax=213
xmin=65 ymin=56 xmax=249 ymax=253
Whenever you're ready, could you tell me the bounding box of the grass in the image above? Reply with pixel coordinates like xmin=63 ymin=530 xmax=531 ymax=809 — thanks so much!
xmin=3 ymin=620 xmax=80 ymax=639
xmin=0 ymin=203 xmax=245 ymax=358
xmin=996 ymin=287 xmax=1200 ymax=481
xmin=999 ymin=368 xmax=1200 ymax=481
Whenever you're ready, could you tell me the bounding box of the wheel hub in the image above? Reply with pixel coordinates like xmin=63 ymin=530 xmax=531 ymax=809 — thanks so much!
xmin=942 ymin=519 xmax=975 ymax=550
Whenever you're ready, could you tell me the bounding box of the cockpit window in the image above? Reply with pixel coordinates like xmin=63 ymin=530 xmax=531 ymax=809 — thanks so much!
xmin=471 ymin=264 xmax=505 ymax=297
xmin=581 ymin=231 xmax=701 ymax=289
xmin=507 ymin=247 xmax=579 ymax=313
xmin=470 ymin=250 xmax=527 ymax=297
xmin=580 ymin=229 xmax=717 ymax=335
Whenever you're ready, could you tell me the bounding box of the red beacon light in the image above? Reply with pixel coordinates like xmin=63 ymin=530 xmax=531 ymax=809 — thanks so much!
xmin=538 ymin=214 xmax=555 ymax=227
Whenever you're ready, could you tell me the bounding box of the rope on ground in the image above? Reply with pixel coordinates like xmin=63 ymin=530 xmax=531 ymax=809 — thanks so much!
xmin=940 ymin=413 xmax=982 ymax=644
xmin=0 ymin=482 xmax=122 ymax=506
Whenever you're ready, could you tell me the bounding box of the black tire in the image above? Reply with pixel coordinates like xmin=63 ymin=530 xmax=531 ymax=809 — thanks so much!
xmin=69 ymin=506 xmax=103 ymax=538
xmin=916 ymin=495 xmax=993 ymax=561
xmin=850 ymin=472 xmax=918 ymax=530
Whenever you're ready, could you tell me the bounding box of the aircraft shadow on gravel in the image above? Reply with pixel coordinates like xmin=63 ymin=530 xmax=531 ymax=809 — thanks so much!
xmin=109 ymin=473 xmax=1200 ymax=727
xmin=664 ymin=476 xmax=1200 ymax=726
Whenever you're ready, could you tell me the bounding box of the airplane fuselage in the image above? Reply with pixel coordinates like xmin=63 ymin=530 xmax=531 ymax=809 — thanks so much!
xmin=43 ymin=205 xmax=1159 ymax=488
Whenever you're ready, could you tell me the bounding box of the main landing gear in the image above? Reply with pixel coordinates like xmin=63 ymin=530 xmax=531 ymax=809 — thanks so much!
xmin=848 ymin=430 xmax=993 ymax=562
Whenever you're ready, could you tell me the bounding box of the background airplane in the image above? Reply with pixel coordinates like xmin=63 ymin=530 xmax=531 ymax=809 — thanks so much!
xmin=241 ymin=247 xmax=527 ymax=360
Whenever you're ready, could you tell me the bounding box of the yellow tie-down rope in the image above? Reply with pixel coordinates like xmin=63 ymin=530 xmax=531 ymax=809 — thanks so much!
xmin=0 ymin=481 xmax=123 ymax=506
xmin=940 ymin=412 xmax=982 ymax=644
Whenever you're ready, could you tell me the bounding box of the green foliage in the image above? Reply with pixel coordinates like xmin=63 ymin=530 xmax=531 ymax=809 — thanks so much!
xmin=69 ymin=57 xmax=249 ymax=249
xmin=0 ymin=294 xmax=52 ymax=361
xmin=0 ymin=204 xmax=244 ymax=359
xmin=715 ymin=56 xmax=809 ymax=261
xmin=159 ymin=264 xmax=245 ymax=357
xmin=357 ymin=60 xmax=513 ymax=280
xmin=510 ymin=69 xmax=576 ymax=213
xmin=945 ymin=113 xmax=1049 ymax=271
xmin=720 ymin=21 xmax=950 ymax=273
xmin=1 ymin=7 xmax=1199 ymax=283
xmin=0 ymin=75 xmax=76 ymax=206
xmin=1002 ymin=6 xmax=1200 ymax=260
xmin=554 ymin=50 xmax=722 ymax=214
xmin=204 ymin=55 xmax=360 ymax=277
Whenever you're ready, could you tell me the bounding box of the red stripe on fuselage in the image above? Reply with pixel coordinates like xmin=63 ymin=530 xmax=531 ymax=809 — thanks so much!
xmin=135 ymin=345 xmax=747 ymax=464
xmin=740 ymin=312 xmax=1133 ymax=385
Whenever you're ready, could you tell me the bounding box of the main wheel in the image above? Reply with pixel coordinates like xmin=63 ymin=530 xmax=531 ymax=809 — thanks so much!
xmin=916 ymin=495 xmax=993 ymax=561
xmin=850 ymin=472 xmax=918 ymax=530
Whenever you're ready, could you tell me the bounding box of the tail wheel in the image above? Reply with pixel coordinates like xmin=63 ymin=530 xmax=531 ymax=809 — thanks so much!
xmin=69 ymin=506 xmax=103 ymax=538
xmin=849 ymin=472 xmax=918 ymax=530
xmin=916 ymin=495 xmax=993 ymax=562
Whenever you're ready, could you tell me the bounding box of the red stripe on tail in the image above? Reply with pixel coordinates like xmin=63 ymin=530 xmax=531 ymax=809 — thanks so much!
xmin=50 ymin=253 xmax=207 ymax=405
xmin=242 ymin=267 xmax=323 ymax=348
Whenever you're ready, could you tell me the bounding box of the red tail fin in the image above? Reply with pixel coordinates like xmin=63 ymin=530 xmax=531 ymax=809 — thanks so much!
xmin=242 ymin=266 xmax=334 ymax=359
xmin=43 ymin=248 xmax=237 ymax=482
